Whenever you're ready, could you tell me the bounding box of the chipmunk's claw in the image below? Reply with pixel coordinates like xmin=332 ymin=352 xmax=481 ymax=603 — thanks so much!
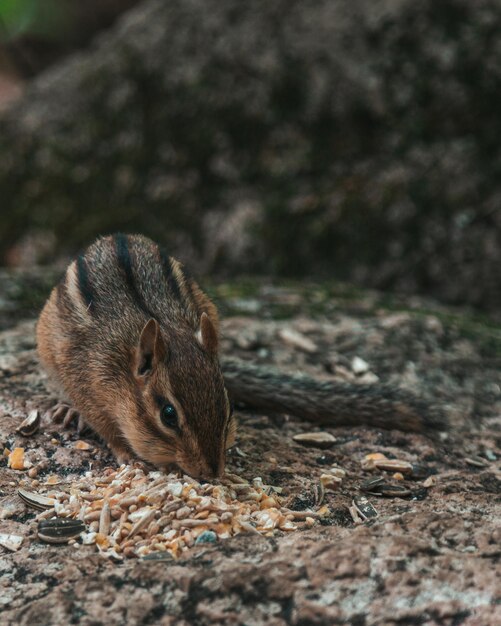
xmin=46 ymin=402 xmax=69 ymax=422
xmin=113 ymin=449 xmax=135 ymax=466
xmin=46 ymin=403 xmax=80 ymax=428
xmin=46 ymin=402 xmax=92 ymax=435
xmin=77 ymin=416 xmax=89 ymax=434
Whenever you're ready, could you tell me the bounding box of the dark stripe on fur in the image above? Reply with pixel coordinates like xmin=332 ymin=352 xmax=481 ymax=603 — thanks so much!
xmin=114 ymin=233 xmax=154 ymax=318
xmin=183 ymin=274 xmax=200 ymax=312
xmin=159 ymin=247 xmax=182 ymax=301
xmin=153 ymin=393 xmax=168 ymax=410
xmin=135 ymin=386 xmax=177 ymax=448
xmin=56 ymin=281 xmax=66 ymax=310
xmin=76 ymin=254 xmax=94 ymax=311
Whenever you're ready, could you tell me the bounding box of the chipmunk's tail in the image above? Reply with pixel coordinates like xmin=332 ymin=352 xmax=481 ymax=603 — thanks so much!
xmin=220 ymin=358 xmax=448 ymax=432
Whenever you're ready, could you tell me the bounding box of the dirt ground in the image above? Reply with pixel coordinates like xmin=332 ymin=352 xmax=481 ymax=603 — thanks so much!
xmin=0 ymin=278 xmax=500 ymax=625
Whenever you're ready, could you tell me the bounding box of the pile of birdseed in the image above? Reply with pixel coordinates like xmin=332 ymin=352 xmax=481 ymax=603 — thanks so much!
xmin=29 ymin=465 xmax=324 ymax=559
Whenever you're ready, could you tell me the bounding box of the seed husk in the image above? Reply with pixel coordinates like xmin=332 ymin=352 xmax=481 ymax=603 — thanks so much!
xmin=0 ymin=533 xmax=24 ymax=551
xmin=352 ymin=496 xmax=378 ymax=521
xmin=16 ymin=410 xmax=40 ymax=437
xmin=292 ymin=432 xmax=336 ymax=449
xmin=18 ymin=488 xmax=55 ymax=510
xmin=314 ymin=481 xmax=325 ymax=506
xmin=349 ymin=505 xmax=364 ymax=524
xmin=409 ymin=464 xmax=430 ymax=479
xmin=37 ymin=518 xmax=86 ymax=544
xmin=465 ymin=456 xmax=489 ymax=468
xmin=377 ymin=484 xmax=411 ymax=498
xmin=373 ymin=459 xmax=413 ymax=474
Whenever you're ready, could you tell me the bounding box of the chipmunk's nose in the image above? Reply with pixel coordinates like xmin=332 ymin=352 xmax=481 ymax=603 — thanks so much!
xmin=200 ymin=456 xmax=224 ymax=480
xmin=204 ymin=462 xmax=222 ymax=480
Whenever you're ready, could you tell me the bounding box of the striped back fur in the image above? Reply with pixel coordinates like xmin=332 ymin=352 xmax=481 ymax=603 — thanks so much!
xmin=60 ymin=233 xmax=218 ymax=330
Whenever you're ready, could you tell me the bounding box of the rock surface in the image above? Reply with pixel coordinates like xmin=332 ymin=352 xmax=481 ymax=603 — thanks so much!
xmin=0 ymin=278 xmax=500 ymax=624
xmin=1 ymin=0 xmax=501 ymax=310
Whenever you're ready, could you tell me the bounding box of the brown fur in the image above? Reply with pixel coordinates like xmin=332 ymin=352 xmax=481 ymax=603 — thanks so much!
xmin=37 ymin=234 xmax=232 ymax=478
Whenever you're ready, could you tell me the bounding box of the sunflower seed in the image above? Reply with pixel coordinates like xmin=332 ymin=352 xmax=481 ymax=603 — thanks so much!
xmin=360 ymin=476 xmax=386 ymax=493
xmin=373 ymin=459 xmax=413 ymax=474
xmin=99 ymin=501 xmax=111 ymax=536
xmin=16 ymin=410 xmax=40 ymax=437
xmin=37 ymin=518 xmax=86 ymax=544
xmin=18 ymin=488 xmax=55 ymax=510
xmin=128 ymin=508 xmax=156 ymax=538
xmin=292 ymin=432 xmax=336 ymax=449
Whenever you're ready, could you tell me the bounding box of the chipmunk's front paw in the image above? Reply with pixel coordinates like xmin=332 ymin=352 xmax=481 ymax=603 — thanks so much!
xmin=108 ymin=443 xmax=135 ymax=467
xmin=45 ymin=402 xmax=87 ymax=432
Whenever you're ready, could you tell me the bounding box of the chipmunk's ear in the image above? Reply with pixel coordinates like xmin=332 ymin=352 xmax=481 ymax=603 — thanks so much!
xmin=136 ymin=319 xmax=166 ymax=377
xmin=197 ymin=312 xmax=218 ymax=354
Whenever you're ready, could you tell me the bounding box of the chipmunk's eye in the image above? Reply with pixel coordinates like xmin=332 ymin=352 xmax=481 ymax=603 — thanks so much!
xmin=161 ymin=404 xmax=178 ymax=429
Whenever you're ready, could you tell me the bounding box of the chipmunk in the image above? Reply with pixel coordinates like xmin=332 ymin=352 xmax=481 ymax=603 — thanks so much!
xmin=37 ymin=233 xmax=446 ymax=479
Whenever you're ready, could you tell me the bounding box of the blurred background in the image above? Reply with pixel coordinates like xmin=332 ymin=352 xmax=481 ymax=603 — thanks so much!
xmin=0 ymin=0 xmax=500 ymax=313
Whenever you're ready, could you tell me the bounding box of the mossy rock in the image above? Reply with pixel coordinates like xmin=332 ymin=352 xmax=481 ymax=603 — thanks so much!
xmin=0 ymin=0 xmax=500 ymax=311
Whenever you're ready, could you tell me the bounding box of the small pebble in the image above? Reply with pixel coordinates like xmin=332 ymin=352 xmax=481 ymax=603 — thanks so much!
xmin=351 ymin=356 xmax=369 ymax=375
xmin=320 ymin=473 xmax=342 ymax=491
xmin=28 ymin=468 xmax=38 ymax=479
xmin=330 ymin=467 xmax=346 ymax=478
xmin=393 ymin=473 xmax=404 ymax=481
xmin=316 ymin=454 xmax=334 ymax=465
xmin=74 ymin=440 xmax=92 ymax=451
xmin=484 ymin=450 xmax=497 ymax=462
xmin=278 ymin=328 xmax=318 ymax=353
xmin=195 ymin=530 xmax=217 ymax=545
